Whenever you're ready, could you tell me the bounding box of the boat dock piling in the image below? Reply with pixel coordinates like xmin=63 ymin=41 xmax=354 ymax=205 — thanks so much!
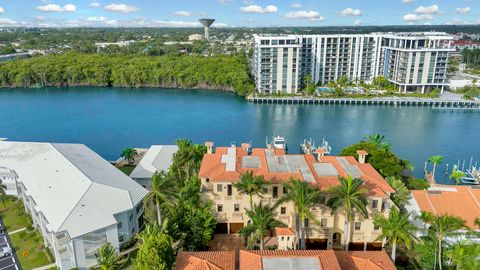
xmin=247 ymin=96 xmax=480 ymax=108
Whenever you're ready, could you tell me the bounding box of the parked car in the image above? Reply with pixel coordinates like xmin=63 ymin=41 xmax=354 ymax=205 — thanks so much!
xmin=0 ymin=247 xmax=11 ymax=258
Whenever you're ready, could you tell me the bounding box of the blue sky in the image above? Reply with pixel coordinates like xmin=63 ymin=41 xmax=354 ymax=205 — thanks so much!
xmin=0 ymin=0 xmax=478 ymax=27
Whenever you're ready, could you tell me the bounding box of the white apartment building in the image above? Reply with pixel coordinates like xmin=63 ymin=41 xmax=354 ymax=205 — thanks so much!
xmin=130 ymin=145 xmax=179 ymax=188
xmin=0 ymin=141 xmax=148 ymax=270
xmin=253 ymin=32 xmax=454 ymax=94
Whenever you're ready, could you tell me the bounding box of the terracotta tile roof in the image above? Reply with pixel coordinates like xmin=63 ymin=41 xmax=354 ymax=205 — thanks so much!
xmin=411 ymin=186 xmax=480 ymax=228
xmin=274 ymin=227 xmax=295 ymax=236
xmin=239 ymin=250 xmax=341 ymax=270
xmin=198 ymin=146 xmax=394 ymax=197
xmin=334 ymin=251 xmax=396 ymax=270
xmin=239 ymin=250 xmax=395 ymax=270
xmin=175 ymin=251 xmax=235 ymax=270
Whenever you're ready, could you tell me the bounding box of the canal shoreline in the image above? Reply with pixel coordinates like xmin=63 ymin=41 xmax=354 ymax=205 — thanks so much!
xmin=247 ymin=93 xmax=479 ymax=107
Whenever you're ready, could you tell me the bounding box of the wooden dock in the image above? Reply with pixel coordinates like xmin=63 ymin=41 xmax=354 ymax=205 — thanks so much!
xmin=247 ymin=96 xmax=480 ymax=108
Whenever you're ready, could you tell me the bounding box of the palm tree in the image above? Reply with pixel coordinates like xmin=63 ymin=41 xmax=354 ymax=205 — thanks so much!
xmin=475 ymin=217 xmax=480 ymax=229
xmin=385 ymin=176 xmax=409 ymax=208
xmin=172 ymin=139 xmax=206 ymax=180
xmin=120 ymin=148 xmax=137 ymax=165
xmin=327 ymin=176 xmax=368 ymax=251
xmin=365 ymin=133 xmax=391 ymax=150
xmin=275 ymin=178 xmax=323 ymax=249
xmin=450 ymin=168 xmax=465 ymax=185
xmin=428 ymin=155 xmax=444 ymax=181
xmin=239 ymin=204 xmax=286 ymax=250
xmin=373 ymin=207 xmax=418 ymax=263
xmin=0 ymin=180 xmax=7 ymax=208
xmin=144 ymin=171 xmax=178 ymax=226
xmin=95 ymin=243 xmax=124 ymax=270
xmin=445 ymin=241 xmax=480 ymax=270
xmin=424 ymin=213 xmax=466 ymax=270
xmin=418 ymin=211 xmax=432 ymax=235
xmin=233 ymin=171 xmax=267 ymax=210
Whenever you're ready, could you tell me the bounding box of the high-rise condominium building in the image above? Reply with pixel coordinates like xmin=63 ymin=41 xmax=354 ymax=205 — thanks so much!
xmin=253 ymin=32 xmax=454 ymax=94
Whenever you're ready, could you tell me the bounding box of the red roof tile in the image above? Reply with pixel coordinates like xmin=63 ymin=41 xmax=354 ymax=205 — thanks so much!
xmin=411 ymin=186 xmax=480 ymax=228
xmin=175 ymin=251 xmax=235 ymax=270
xmin=199 ymin=146 xmax=394 ymax=197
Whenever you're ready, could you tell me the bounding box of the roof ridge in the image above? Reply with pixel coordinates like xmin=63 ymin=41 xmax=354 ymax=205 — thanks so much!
xmin=51 ymin=143 xmax=135 ymax=208
xmin=467 ymin=187 xmax=480 ymax=209
xmin=424 ymin=192 xmax=438 ymax=215
xmin=57 ymin=182 xmax=94 ymax=233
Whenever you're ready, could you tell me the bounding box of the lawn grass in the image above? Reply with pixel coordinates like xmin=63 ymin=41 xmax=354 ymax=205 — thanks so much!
xmin=118 ymin=165 xmax=136 ymax=176
xmin=0 ymin=198 xmax=32 ymax=231
xmin=10 ymin=230 xmax=52 ymax=269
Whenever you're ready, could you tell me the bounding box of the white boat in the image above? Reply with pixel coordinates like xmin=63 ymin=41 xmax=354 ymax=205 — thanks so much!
xmin=272 ymin=135 xmax=287 ymax=150
xmin=266 ymin=134 xmax=287 ymax=151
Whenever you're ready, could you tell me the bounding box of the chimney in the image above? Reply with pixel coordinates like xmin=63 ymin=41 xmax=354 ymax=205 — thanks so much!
xmin=205 ymin=142 xmax=214 ymax=154
xmin=266 ymin=143 xmax=272 ymax=149
xmin=241 ymin=143 xmax=251 ymax=153
xmin=356 ymin=150 xmax=368 ymax=164
xmin=315 ymin=148 xmax=326 ymax=162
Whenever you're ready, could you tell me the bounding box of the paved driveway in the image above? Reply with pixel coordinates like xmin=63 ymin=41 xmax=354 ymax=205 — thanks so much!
xmin=0 ymin=219 xmax=21 ymax=270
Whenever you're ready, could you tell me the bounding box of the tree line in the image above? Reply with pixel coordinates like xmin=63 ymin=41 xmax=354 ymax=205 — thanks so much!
xmin=0 ymin=52 xmax=255 ymax=96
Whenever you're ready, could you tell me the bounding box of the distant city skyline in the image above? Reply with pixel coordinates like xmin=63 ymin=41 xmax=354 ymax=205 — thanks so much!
xmin=0 ymin=0 xmax=478 ymax=28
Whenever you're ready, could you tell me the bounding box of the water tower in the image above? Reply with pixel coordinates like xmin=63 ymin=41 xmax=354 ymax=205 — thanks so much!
xmin=199 ymin=18 xmax=215 ymax=42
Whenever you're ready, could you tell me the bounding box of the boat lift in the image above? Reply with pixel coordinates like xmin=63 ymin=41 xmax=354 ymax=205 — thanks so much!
xmin=450 ymin=156 xmax=480 ymax=185
xmin=300 ymin=138 xmax=332 ymax=156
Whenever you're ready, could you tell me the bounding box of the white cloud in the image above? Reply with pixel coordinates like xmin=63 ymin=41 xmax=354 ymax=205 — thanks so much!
xmin=285 ymin=10 xmax=324 ymax=21
xmin=86 ymin=16 xmax=108 ymax=22
xmin=354 ymin=19 xmax=363 ymax=26
xmin=174 ymin=10 xmax=192 ymax=17
xmin=37 ymin=4 xmax=76 ymax=12
xmin=403 ymin=13 xmax=433 ymax=22
xmin=402 ymin=0 xmax=414 ymax=3
xmin=339 ymin=8 xmax=362 ymax=17
xmin=0 ymin=18 xmax=16 ymax=25
xmin=89 ymin=2 xmax=101 ymax=8
xmin=104 ymin=3 xmax=138 ymax=13
xmin=240 ymin=5 xmax=277 ymax=14
xmin=0 ymin=7 xmax=4 ymax=14
xmin=414 ymin=5 xmax=439 ymax=14
xmin=291 ymin=3 xmax=302 ymax=9
xmin=456 ymin=7 xmax=471 ymax=14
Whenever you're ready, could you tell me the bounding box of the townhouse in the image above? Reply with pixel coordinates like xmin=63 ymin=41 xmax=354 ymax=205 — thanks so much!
xmin=406 ymin=185 xmax=480 ymax=243
xmin=0 ymin=141 xmax=148 ymax=270
xmin=174 ymin=250 xmax=396 ymax=270
xmin=253 ymin=32 xmax=454 ymax=94
xmin=198 ymin=143 xmax=395 ymax=251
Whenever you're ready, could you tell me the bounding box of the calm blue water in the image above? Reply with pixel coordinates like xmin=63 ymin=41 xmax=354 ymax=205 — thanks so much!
xmin=0 ymin=87 xmax=478 ymax=184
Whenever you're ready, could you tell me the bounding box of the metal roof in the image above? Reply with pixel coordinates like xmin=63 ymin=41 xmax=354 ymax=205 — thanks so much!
xmin=262 ymin=257 xmax=320 ymax=270
xmin=0 ymin=141 xmax=148 ymax=238
xmin=313 ymin=163 xmax=339 ymax=177
xmin=336 ymin=157 xmax=361 ymax=178
xmin=130 ymin=145 xmax=178 ymax=179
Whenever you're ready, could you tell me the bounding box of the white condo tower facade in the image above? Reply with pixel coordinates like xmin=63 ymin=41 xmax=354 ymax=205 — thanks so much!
xmin=253 ymin=32 xmax=454 ymax=94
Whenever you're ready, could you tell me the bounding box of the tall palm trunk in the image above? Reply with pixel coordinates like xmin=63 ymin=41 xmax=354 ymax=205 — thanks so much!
xmin=294 ymin=208 xmax=300 ymax=250
xmin=249 ymin=194 xmax=253 ymax=210
xmin=391 ymin=239 xmax=397 ymax=263
xmin=432 ymin=163 xmax=437 ymax=180
xmin=260 ymin=236 xmax=264 ymax=250
xmin=300 ymin=212 xmax=306 ymax=250
xmin=156 ymin=202 xmax=162 ymax=226
xmin=344 ymin=220 xmax=349 ymax=251
xmin=438 ymin=239 xmax=443 ymax=270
